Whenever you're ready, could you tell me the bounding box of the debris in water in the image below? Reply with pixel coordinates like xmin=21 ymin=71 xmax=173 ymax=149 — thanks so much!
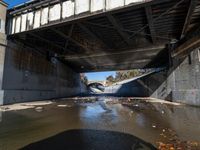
xmin=152 ymin=125 xmax=156 ymax=128
xmin=0 ymin=107 xmax=9 ymax=111
xmin=106 ymin=100 xmax=119 ymax=105
xmin=57 ymin=105 xmax=67 ymax=108
xmin=135 ymin=104 xmax=139 ymax=107
xmin=35 ymin=107 xmax=43 ymax=112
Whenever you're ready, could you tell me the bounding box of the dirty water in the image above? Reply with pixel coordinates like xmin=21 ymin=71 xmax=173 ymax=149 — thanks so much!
xmin=0 ymin=97 xmax=200 ymax=150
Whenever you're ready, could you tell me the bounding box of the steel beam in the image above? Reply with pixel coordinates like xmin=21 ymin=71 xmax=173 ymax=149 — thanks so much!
xmin=106 ymin=14 xmax=132 ymax=46
xmin=172 ymin=36 xmax=200 ymax=57
xmin=181 ymin=0 xmax=197 ymax=38
xmin=145 ymin=5 xmax=157 ymax=43
xmin=64 ymin=24 xmax=74 ymax=50
xmin=51 ymin=28 xmax=91 ymax=52
xmin=129 ymin=0 xmax=185 ymax=39
xmin=78 ymin=23 xmax=110 ymax=49
xmin=29 ymin=33 xmax=65 ymax=52
xmin=63 ymin=45 xmax=165 ymax=60
xmin=90 ymin=59 xmax=151 ymax=67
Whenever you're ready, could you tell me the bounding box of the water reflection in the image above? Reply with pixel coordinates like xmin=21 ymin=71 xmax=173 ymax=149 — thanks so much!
xmin=0 ymin=111 xmax=2 ymax=122
xmin=135 ymin=114 xmax=147 ymax=128
xmin=0 ymin=97 xmax=200 ymax=150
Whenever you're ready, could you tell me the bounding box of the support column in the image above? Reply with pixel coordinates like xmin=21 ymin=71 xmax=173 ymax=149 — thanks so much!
xmin=0 ymin=1 xmax=8 ymax=105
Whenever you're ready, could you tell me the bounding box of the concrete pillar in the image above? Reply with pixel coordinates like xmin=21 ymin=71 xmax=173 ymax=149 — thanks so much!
xmin=0 ymin=1 xmax=8 ymax=105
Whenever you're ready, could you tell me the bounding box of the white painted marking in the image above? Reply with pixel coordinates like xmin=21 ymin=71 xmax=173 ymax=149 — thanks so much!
xmin=62 ymin=1 xmax=74 ymax=18
xmin=27 ymin=12 xmax=34 ymax=30
xmin=15 ymin=16 xmax=21 ymax=33
xmin=33 ymin=10 xmax=41 ymax=29
xmin=41 ymin=7 xmax=49 ymax=25
xmin=11 ymin=18 xmax=16 ymax=34
xmin=49 ymin=4 xmax=61 ymax=21
xmin=75 ymin=0 xmax=90 ymax=14
xmin=21 ymin=14 xmax=27 ymax=32
xmin=91 ymin=0 xmax=105 ymax=12
xmin=106 ymin=0 xmax=124 ymax=10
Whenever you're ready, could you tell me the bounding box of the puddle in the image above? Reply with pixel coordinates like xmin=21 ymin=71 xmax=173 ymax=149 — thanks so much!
xmin=0 ymin=97 xmax=199 ymax=150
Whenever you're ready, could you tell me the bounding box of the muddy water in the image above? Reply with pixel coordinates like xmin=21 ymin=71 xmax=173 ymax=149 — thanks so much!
xmin=0 ymin=97 xmax=200 ymax=150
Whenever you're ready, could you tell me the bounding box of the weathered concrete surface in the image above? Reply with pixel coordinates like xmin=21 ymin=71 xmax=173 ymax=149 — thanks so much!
xmin=103 ymin=72 xmax=158 ymax=97
xmin=143 ymin=48 xmax=200 ymax=106
xmin=102 ymin=48 xmax=200 ymax=106
xmin=0 ymin=1 xmax=7 ymax=105
xmin=1 ymin=41 xmax=84 ymax=105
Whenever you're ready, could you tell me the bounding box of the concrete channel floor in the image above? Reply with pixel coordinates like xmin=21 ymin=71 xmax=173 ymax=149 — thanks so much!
xmin=0 ymin=97 xmax=200 ymax=150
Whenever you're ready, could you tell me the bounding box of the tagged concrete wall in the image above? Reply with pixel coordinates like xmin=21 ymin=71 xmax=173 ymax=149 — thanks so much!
xmin=1 ymin=40 xmax=83 ymax=105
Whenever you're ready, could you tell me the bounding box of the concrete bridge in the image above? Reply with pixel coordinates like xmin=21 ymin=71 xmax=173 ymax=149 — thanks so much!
xmin=0 ymin=0 xmax=200 ymax=105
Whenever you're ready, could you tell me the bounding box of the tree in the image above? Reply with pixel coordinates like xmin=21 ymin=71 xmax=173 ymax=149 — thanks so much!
xmin=106 ymin=75 xmax=115 ymax=86
xmin=80 ymin=73 xmax=88 ymax=85
xmin=106 ymin=69 xmax=148 ymax=85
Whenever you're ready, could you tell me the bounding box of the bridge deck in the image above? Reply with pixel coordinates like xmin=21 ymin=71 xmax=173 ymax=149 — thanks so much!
xmin=7 ymin=0 xmax=200 ymax=72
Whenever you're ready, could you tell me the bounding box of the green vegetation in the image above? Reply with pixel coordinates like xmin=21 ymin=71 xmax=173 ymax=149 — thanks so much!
xmin=80 ymin=73 xmax=88 ymax=85
xmin=106 ymin=69 xmax=149 ymax=86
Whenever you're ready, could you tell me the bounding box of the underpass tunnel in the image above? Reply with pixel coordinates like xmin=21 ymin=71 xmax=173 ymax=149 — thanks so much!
xmin=1 ymin=1 xmax=200 ymax=150
xmin=1 ymin=0 xmax=200 ymax=106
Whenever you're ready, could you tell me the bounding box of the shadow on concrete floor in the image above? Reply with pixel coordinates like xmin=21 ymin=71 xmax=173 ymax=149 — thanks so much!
xmin=20 ymin=129 xmax=156 ymax=150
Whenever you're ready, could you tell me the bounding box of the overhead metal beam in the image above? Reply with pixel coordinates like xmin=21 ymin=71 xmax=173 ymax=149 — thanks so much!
xmin=13 ymin=36 xmax=47 ymax=56
xmin=145 ymin=5 xmax=157 ymax=43
xmin=78 ymin=23 xmax=110 ymax=49
xmin=93 ymin=59 xmax=151 ymax=67
xmin=29 ymin=33 xmax=65 ymax=52
xmin=62 ymin=45 xmax=165 ymax=60
xmin=181 ymin=0 xmax=197 ymax=38
xmin=129 ymin=0 xmax=185 ymax=39
xmin=92 ymin=63 xmax=148 ymax=71
xmin=172 ymin=36 xmax=200 ymax=57
xmin=51 ymin=28 xmax=91 ymax=52
xmin=106 ymin=14 xmax=132 ymax=46
xmin=64 ymin=24 xmax=74 ymax=50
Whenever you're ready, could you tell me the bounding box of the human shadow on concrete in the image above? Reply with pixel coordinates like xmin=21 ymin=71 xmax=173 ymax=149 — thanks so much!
xmin=20 ymin=129 xmax=156 ymax=150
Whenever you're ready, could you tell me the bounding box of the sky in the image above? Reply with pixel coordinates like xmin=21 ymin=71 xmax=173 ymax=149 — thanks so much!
xmin=4 ymin=0 xmax=28 ymax=8
xmin=4 ymin=0 xmax=117 ymax=81
xmin=86 ymin=71 xmax=116 ymax=81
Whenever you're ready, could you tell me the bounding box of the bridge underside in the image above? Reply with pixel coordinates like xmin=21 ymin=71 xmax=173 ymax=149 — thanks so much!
xmin=8 ymin=0 xmax=200 ymax=72
xmin=2 ymin=0 xmax=200 ymax=105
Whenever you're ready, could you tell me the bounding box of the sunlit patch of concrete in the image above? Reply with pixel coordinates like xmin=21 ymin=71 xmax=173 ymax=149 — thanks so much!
xmin=0 ymin=101 xmax=53 ymax=112
xmin=147 ymin=98 xmax=183 ymax=106
xmin=0 ymin=111 xmax=2 ymax=122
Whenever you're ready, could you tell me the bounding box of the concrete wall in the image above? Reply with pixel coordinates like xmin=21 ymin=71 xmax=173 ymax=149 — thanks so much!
xmin=1 ymin=40 xmax=83 ymax=105
xmin=102 ymin=48 xmax=200 ymax=106
xmin=0 ymin=1 xmax=7 ymax=105
xmin=0 ymin=1 xmax=7 ymax=34
xmin=104 ymin=81 xmax=148 ymax=97
xmin=142 ymin=48 xmax=200 ymax=106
